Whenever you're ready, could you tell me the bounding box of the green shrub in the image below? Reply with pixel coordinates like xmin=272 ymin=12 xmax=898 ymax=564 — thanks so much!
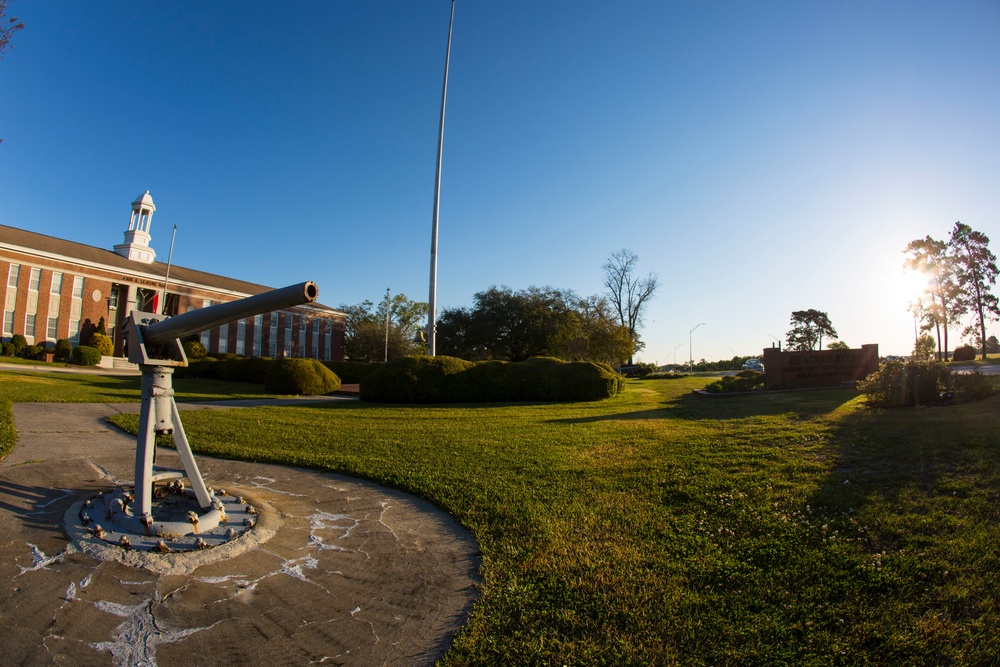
xmin=361 ymin=355 xmax=624 ymax=404
xmin=173 ymin=356 xmax=218 ymax=379
xmin=704 ymin=370 xmax=765 ymax=393
xmin=859 ymin=359 xmax=954 ymax=407
xmin=361 ymin=356 xmax=472 ymax=403
xmin=954 ymin=371 xmax=994 ymax=403
xmin=54 ymin=338 xmax=73 ymax=361
xmin=183 ymin=339 xmax=207 ymax=360
xmin=24 ymin=345 xmax=44 ymax=360
xmin=89 ymin=333 xmax=114 ymax=356
xmin=264 ymin=358 xmax=341 ymax=395
xmin=72 ymin=345 xmax=102 ymax=366
xmin=2 ymin=342 xmax=14 ymax=357
xmin=321 ymin=361 xmax=383 ymax=384
xmin=10 ymin=334 xmax=27 ymax=355
xmin=952 ymin=345 xmax=977 ymax=362
xmin=213 ymin=357 xmax=272 ymax=384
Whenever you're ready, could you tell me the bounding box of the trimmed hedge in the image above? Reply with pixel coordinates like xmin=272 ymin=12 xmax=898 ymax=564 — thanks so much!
xmin=361 ymin=355 xmax=625 ymax=403
xmin=704 ymin=370 xmax=765 ymax=393
xmin=54 ymin=339 xmax=73 ymax=361
xmin=73 ymin=345 xmax=102 ymax=366
xmin=953 ymin=345 xmax=977 ymax=362
xmin=89 ymin=333 xmax=114 ymax=356
xmin=264 ymin=358 xmax=341 ymax=396
xmin=321 ymin=360 xmax=383 ymax=384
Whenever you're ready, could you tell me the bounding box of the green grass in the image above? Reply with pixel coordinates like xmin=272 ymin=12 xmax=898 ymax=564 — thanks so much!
xmin=0 ymin=370 xmax=278 ymax=459
xmin=6 ymin=370 xmax=1000 ymax=665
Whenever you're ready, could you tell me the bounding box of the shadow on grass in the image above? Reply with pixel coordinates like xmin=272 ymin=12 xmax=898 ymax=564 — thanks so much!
xmin=808 ymin=394 xmax=1000 ymax=522
xmin=550 ymin=387 xmax=859 ymax=424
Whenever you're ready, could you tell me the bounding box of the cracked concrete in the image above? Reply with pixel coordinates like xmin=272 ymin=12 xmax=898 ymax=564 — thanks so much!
xmin=1 ymin=402 xmax=481 ymax=666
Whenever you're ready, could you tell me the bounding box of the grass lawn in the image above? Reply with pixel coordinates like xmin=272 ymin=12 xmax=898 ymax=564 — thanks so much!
xmin=0 ymin=370 xmax=278 ymax=460
xmin=6 ymin=370 xmax=1000 ymax=665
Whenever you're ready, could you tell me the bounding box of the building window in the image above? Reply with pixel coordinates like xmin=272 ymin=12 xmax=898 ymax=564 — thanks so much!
xmin=47 ymin=316 xmax=59 ymax=340
xmin=311 ymin=321 xmax=319 ymax=359
xmin=268 ymin=312 xmax=278 ymax=357
xmin=218 ymin=322 xmax=229 ymax=354
xmin=236 ymin=319 xmax=246 ymax=356
xmin=50 ymin=272 xmax=63 ymax=294
xmin=284 ymin=314 xmax=293 ymax=358
xmin=298 ymin=318 xmax=306 ymax=357
xmin=325 ymin=329 xmax=332 ymax=361
xmin=200 ymin=300 xmax=212 ymax=348
xmin=4 ymin=264 xmax=20 ymax=339
xmin=25 ymin=312 xmax=36 ymax=341
xmin=28 ymin=267 xmax=40 ymax=292
xmin=69 ymin=277 xmax=84 ymax=343
xmin=252 ymin=314 xmax=263 ymax=357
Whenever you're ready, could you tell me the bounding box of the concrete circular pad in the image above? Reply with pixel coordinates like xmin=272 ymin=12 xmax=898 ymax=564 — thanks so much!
xmin=1 ymin=402 xmax=481 ymax=666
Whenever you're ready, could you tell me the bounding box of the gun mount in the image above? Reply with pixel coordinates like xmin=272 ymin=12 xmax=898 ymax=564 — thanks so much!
xmin=87 ymin=281 xmax=320 ymax=552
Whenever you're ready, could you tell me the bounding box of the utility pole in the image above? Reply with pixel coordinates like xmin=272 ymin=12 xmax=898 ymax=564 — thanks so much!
xmin=384 ymin=287 xmax=391 ymax=363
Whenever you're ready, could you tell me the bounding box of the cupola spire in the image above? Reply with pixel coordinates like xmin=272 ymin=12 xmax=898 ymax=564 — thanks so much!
xmin=113 ymin=190 xmax=157 ymax=263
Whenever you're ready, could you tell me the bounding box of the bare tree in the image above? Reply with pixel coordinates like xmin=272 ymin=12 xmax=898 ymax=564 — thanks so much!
xmin=603 ymin=249 xmax=658 ymax=365
xmin=0 ymin=0 xmax=24 ymax=60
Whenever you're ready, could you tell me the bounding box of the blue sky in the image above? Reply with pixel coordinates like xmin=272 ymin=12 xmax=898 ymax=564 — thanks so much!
xmin=2 ymin=1 xmax=999 ymax=363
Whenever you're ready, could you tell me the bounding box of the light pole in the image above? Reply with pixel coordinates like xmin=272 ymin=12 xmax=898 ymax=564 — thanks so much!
xmin=689 ymin=322 xmax=705 ymax=372
xmin=768 ymin=333 xmax=780 ymax=350
xmin=672 ymin=343 xmax=683 ymax=366
xmin=426 ymin=0 xmax=456 ymax=357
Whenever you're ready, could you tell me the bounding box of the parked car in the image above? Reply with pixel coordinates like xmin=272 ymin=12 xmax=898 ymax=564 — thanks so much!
xmin=742 ymin=358 xmax=764 ymax=372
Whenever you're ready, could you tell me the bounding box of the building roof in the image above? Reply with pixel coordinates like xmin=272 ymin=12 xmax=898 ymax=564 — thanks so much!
xmin=0 ymin=223 xmax=343 ymax=316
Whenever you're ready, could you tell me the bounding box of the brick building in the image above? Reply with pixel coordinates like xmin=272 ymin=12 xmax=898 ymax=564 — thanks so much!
xmin=1 ymin=191 xmax=346 ymax=360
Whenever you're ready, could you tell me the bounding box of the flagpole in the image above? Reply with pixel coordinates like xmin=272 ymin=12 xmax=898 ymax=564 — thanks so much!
xmin=427 ymin=0 xmax=456 ymax=356
xmin=162 ymin=224 xmax=177 ymax=315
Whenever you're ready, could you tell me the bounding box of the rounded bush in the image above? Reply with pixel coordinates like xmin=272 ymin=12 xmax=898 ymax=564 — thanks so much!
xmin=361 ymin=356 xmax=472 ymax=403
xmin=54 ymin=338 xmax=73 ymax=361
xmin=25 ymin=345 xmax=44 ymax=360
xmin=73 ymin=345 xmax=102 ymax=366
xmin=2 ymin=342 xmax=15 ymax=357
xmin=10 ymin=334 xmax=27 ymax=354
xmin=952 ymin=345 xmax=977 ymax=362
xmin=321 ymin=361 xmax=383 ymax=384
xmin=704 ymin=370 xmax=765 ymax=393
xmin=264 ymin=358 xmax=341 ymax=395
xmin=89 ymin=333 xmax=114 ymax=356
xmin=361 ymin=355 xmax=624 ymax=403
xmin=213 ymin=357 xmax=273 ymax=384
xmin=183 ymin=339 xmax=208 ymax=360
xmin=174 ymin=356 xmax=218 ymax=379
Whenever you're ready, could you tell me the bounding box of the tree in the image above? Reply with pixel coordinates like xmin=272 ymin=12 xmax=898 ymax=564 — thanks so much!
xmin=785 ymin=309 xmax=838 ymax=351
xmin=0 ymin=0 xmax=24 ymax=60
xmin=904 ymin=235 xmax=963 ymax=360
xmin=339 ymin=293 xmax=428 ymax=362
xmin=437 ymin=286 xmax=574 ymax=362
xmin=603 ymin=250 xmax=659 ymax=364
xmin=913 ymin=333 xmax=937 ymax=360
xmin=546 ymin=295 xmax=635 ymax=366
xmin=948 ymin=222 xmax=999 ymax=361
xmin=827 ymin=340 xmax=850 ymax=350
xmin=986 ymin=335 xmax=1000 ymax=355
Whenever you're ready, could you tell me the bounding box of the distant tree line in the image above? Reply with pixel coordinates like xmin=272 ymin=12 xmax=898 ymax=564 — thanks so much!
xmin=340 ymin=250 xmax=657 ymax=367
xmin=904 ymin=222 xmax=999 ymax=361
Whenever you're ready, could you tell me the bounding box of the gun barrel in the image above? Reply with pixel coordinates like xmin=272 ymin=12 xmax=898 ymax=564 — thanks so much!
xmin=142 ymin=281 xmax=319 ymax=344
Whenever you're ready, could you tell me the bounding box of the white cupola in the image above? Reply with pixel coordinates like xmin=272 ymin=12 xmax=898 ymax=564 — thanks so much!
xmin=113 ymin=190 xmax=157 ymax=263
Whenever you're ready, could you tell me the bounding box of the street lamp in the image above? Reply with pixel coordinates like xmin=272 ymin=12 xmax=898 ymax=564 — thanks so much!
xmin=768 ymin=333 xmax=781 ymax=350
xmin=672 ymin=343 xmax=683 ymax=366
xmin=689 ymin=322 xmax=705 ymax=372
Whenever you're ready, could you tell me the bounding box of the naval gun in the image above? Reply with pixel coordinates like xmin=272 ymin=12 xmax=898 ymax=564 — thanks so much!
xmin=107 ymin=281 xmax=319 ymax=546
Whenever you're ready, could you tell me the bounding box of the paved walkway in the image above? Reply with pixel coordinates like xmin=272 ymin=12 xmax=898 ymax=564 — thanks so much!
xmin=0 ymin=400 xmax=480 ymax=666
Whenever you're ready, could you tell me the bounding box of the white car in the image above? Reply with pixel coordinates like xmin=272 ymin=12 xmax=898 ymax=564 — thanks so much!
xmin=742 ymin=358 xmax=764 ymax=372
